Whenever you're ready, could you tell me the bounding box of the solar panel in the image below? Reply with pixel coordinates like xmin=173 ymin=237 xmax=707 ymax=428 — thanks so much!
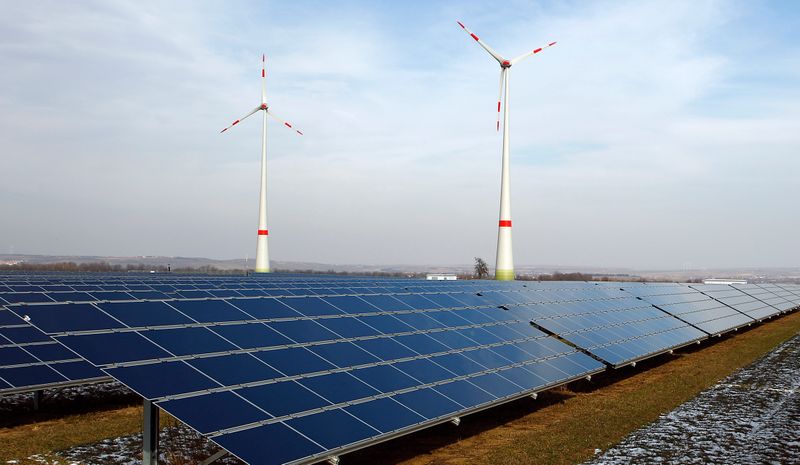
xmin=752 ymin=284 xmax=799 ymax=311
xmin=778 ymin=283 xmax=800 ymax=303
xmin=12 ymin=290 xmax=604 ymax=465
xmin=689 ymin=284 xmax=781 ymax=321
xmin=619 ymin=283 xmax=755 ymax=335
xmin=0 ymin=306 xmax=107 ymax=394
xmin=521 ymin=286 xmax=707 ymax=367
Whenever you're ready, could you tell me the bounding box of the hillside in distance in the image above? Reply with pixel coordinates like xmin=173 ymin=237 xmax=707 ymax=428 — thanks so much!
xmin=2 ymin=254 xmax=799 ymax=283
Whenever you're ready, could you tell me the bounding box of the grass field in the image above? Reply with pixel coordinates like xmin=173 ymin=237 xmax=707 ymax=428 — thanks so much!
xmin=1 ymin=310 xmax=798 ymax=464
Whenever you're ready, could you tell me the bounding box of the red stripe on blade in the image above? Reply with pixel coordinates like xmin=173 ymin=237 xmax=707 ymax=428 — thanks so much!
xmin=262 ymin=70 xmax=265 ymax=77
xmin=232 ymin=120 xmax=240 ymax=126
xmin=258 ymin=229 xmax=269 ymax=236
xmin=533 ymin=48 xmax=542 ymax=54
xmin=549 ymin=42 xmax=557 ymax=46
xmin=499 ymin=220 xmax=512 ymax=227
xmin=497 ymin=101 xmax=501 ymax=112
xmin=285 ymin=122 xmax=292 ymax=128
xmin=470 ymin=33 xmax=480 ymax=41
xmin=457 ymin=21 xmax=465 ymax=28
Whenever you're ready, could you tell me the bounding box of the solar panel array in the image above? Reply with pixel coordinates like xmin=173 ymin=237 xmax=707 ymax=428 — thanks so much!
xmin=620 ymin=283 xmax=756 ymax=335
xmin=688 ymin=284 xmax=779 ymax=321
xmin=519 ymin=285 xmax=707 ymax=367
xmin=732 ymin=284 xmax=799 ymax=315
xmin=2 ymin=273 xmax=799 ymax=465
xmin=1 ymin=274 xmax=496 ymax=394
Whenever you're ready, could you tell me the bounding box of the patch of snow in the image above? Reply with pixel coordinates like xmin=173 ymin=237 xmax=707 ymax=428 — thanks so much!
xmin=583 ymin=335 xmax=800 ymax=465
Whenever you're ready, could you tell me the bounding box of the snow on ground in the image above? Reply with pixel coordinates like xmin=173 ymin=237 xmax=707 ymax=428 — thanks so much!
xmin=0 ymin=382 xmax=134 ymax=414
xmin=17 ymin=424 xmax=243 ymax=465
xmin=584 ymin=334 xmax=800 ymax=465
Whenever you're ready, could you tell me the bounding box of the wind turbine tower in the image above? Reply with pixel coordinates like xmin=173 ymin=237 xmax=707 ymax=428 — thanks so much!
xmin=220 ymin=55 xmax=303 ymax=273
xmin=457 ymin=21 xmax=555 ymax=281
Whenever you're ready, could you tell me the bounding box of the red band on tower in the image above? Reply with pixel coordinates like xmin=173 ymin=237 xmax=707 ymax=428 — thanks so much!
xmin=499 ymin=220 xmax=512 ymax=227
xmin=258 ymin=229 xmax=269 ymax=236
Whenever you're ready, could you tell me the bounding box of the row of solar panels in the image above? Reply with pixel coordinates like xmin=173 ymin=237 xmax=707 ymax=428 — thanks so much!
xmin=2 ymin=280 xmax=799 ymax=397
xmin=0 ymin=279 xmax=520 ymax=305
xmin=0 ymin=274 xmax=443 ymax=292
xmin=3 ymin=276 xmax=800 ymax=465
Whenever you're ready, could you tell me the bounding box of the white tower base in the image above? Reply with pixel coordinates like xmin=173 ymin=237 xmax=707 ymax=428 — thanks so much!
xmin=254 ymin=108 xmax=270 ymax=273
xmin=495 ymin=68 xmax=514 ymax=281
xmin=255 ymin=231 xmax=270 ymax=273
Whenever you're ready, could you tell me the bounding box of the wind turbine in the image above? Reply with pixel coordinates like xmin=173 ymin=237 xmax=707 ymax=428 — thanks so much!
xmin=456 ymin=21 xmax=555 ymax=281
xmin=220 ymin=55 xmax=303 ymax=273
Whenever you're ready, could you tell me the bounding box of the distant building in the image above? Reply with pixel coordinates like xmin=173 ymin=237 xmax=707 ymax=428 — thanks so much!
xmin=426 ymin=273 xmax=457 ymax=281
xmin=703 ymin=278 xmax=748 ymax=285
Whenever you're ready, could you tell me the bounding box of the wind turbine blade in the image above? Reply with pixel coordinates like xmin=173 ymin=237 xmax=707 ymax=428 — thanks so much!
xmin=510 ymin=41 xmax=557 ymax=65
xmin=496 ymin=68 xmax=506 ymax=132
xmin=220 ymin=106 xmax=261 ymax=133
xmin=267 ymin=110 xmax=304 ymax=136
xmin=456 ymin=20 xmax=505 ymax=64
xmin=261 ymin=54 xmax=266 ymax=103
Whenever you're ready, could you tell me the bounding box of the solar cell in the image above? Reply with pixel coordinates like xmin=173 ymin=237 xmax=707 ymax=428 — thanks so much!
xmin=158 ymin=391 xmax=271 ymax=434
xmin=214 ymin=422 xmax=324 ymax=465
xmin=97 ymin=301 xmax=193 ymax=327
xmin=56 ymin=331 xmax=171 ymax=365
xmin=344 ymin=397 xmax=425 ymax=433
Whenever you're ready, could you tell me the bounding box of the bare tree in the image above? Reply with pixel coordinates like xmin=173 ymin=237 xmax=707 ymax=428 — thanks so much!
xmin=474 ymin=257 xmax=489 ymax=279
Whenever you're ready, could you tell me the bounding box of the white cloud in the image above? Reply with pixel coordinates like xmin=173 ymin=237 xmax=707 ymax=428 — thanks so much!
xmin=0 ymin=0 xmax=797 ymax=268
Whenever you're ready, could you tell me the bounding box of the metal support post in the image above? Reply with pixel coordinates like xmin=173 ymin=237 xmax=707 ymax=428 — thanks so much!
xmin=143 ymin=400 xmax=160 ymax=465
xmin=33 ymin=390 xmax=43 ymax=411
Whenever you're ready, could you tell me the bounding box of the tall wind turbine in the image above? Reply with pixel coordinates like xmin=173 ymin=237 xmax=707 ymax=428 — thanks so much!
xmin=457 ymin=21 xmax=555 ymax=281
xmin=220 ymin=55 xmax=303 ymax=273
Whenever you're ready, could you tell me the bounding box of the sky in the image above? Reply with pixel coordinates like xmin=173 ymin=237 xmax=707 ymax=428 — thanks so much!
xmin=1 ymin=0 xmax=799 ymax=269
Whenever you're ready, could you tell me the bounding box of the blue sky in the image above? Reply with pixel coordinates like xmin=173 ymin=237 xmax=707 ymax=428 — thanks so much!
xmin=1 ymin=0 xmax=798 ymax=269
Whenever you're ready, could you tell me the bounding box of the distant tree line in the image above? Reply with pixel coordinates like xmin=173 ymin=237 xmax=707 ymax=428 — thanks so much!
xmin=1 ymin=262 xmax=165 ymax=272
xmin=0 ymin=261 xmax=240 ymax=275
xmin=273 ymin=269 xmax=427 ymax=278
xmin=535 ymin=271 xmax=594 ymax=281
xmin=0 ymin=261 xmax=431 ymax=278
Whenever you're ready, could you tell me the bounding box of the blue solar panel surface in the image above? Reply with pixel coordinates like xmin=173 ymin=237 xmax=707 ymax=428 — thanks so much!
xmin=689 ymin=284 xmax=782 ymax=321
xmin=2 ymin=273 xmax=798 ymax=465
xmin=620 ymin=283 xmax=755 ymax=335
xmin=2 ymin=274 xmax=486 ymax=394
xmin=779 ymin=283 xmax=800 ymax=303
xmin=519 ymin=285 xmax=706 ymax=367
xmin=0 ymin=306 xmax=106 ymax=392
xmin=742 ymin=284 xmax=798 ymax=313
xmin=12 ymin=287 xmax=606 ymax=465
